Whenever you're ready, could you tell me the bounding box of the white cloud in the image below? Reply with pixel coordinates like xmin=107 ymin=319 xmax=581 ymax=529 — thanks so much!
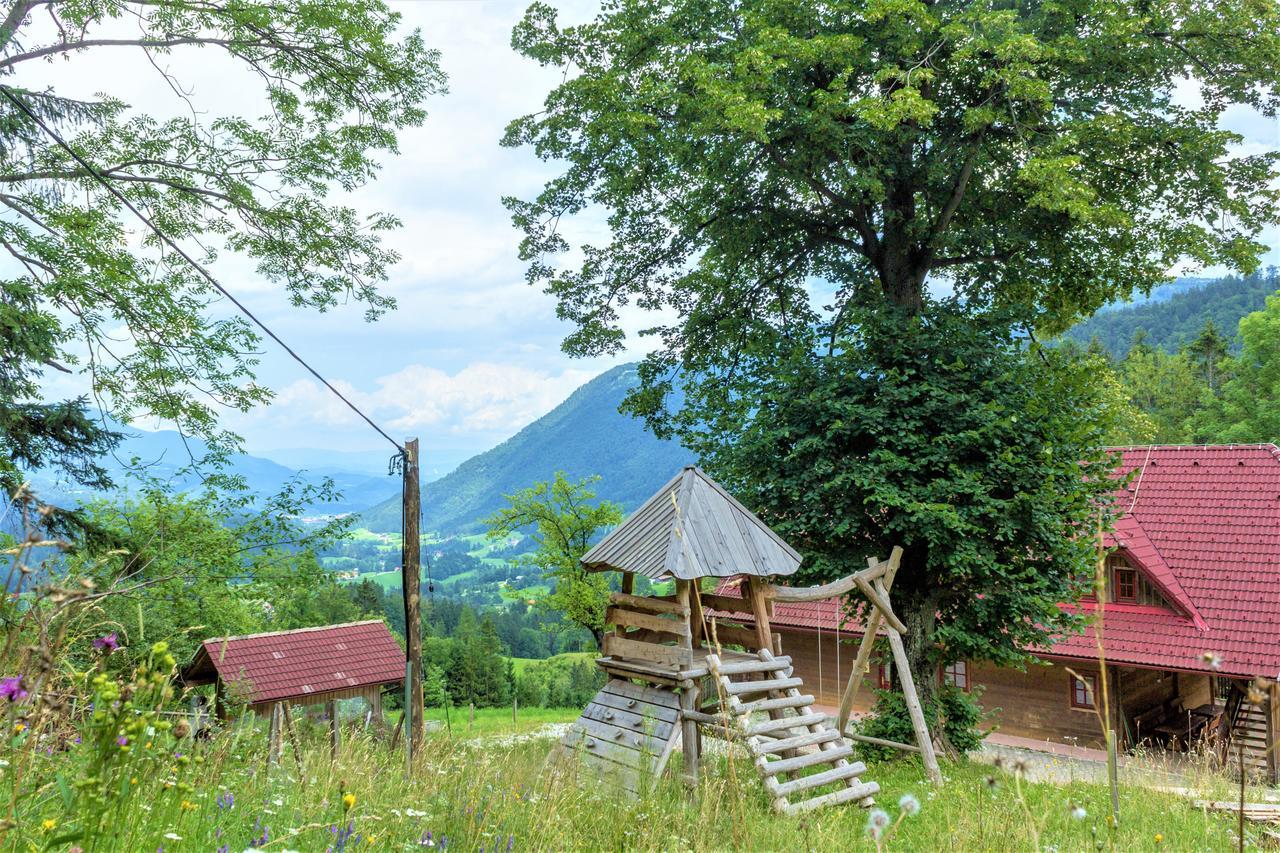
xmin=227 ymin=361 xmax=600 ymax=449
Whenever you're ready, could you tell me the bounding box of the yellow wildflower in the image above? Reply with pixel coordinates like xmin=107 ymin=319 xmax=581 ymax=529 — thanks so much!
xmin=342 ymin=792 xmax=356 ymax=811
xmin=13 ymin=723 xmax=25 ymax=734
xmin=41 ymin=819 xmax=56 ymax=831
xmin=1155 ymin=834 xmax=1164 ymax=844
xmin=180 ymin=800 xmax=196 ymax=811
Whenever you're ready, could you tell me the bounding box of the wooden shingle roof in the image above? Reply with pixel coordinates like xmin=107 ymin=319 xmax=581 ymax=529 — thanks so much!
xmin=581 ymin=466 xmax=802 ymax=580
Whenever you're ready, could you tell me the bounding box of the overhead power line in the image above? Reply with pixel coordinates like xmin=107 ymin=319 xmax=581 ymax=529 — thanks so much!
xmin=0 ymin=84 xmax=405 ymax=455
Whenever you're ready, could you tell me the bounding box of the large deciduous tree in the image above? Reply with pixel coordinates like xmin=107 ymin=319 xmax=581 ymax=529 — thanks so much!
xmin=505 ymin=0 xmax=1280 ymax=714
xmin=0 ymin=0 xmax=443 ymax=499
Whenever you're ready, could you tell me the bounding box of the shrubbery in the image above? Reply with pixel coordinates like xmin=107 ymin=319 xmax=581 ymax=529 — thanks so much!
xmin=857 ymin=684 xmax=987 ymax=763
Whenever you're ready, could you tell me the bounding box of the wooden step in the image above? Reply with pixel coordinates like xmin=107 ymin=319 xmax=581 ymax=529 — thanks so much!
xmin=738 ymin=694 xmax=815 ymax=715
xmin=748 ymin=713 xmax=829 ymax=737
xmin=714 ymin=656 xmax=793 ymax=676
xmin=757 ymin=729 xmax=842 ymax=755
xmin=761 ymin=745 xmax=855 ymax=777
xmin=725 ymin=677 xmax=804 ymax=695
xmin=782 ymin=780 xmax=880 ymax=816
xmin=773 ymin=763 xmax=870 ymax=798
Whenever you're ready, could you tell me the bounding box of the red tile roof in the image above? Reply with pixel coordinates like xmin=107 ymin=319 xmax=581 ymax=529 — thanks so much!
xmin=185 ymin=620 xmax=406 ymax=705
xmin=715 ymin=445 xmax=1280 ymax=679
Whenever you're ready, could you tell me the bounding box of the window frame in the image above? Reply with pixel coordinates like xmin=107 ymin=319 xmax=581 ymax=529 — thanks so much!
xmin=1070 ymin=673 xmax=1098 ymax=710
xmin=1113 ymin=566 xmax=1138 ymax=603
xmin=941 ymin=660 xmax=970 ymax=692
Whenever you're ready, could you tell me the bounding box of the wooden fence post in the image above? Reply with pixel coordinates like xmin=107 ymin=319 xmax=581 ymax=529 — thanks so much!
xmin=267 ymin=702 xmax=282 ymax=766
xmin=328 ymin=699 xmax=341 ymax=760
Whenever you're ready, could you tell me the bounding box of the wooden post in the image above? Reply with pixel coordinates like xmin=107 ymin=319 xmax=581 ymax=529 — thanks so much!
xmin=369 ymin=688 xmax=384 ymax=730
xmin=675 ymin=581 xmax=695 ymax=654
xmin=616 ymin=572 xmax=635 ymax=640
xmin=745 ymin=577 xmax=773 ymax=652
xmin=1268 ymin=681 xmax=1279 ymax=785
xmin=885 ymin=628 xmax=942 ymax=784
xmin=328 ymin=699 xmax=341 ymax=760
xmin=688 ymin=581 xmax=706 ymax=650
xmin=680 ymin=679 xmax=700 ymax=787
xmin=402 ymin=438 xmax=425 ymax=752
xmin=403 ymin=660 xmax=413 ymax=774
xmin=267 ymin=702 xmax=282 ymax=766
xmin=281 ymin=704 xmax=306 ymax=780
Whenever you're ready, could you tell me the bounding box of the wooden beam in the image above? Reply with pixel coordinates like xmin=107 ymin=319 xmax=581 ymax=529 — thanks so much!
xmin=606 ymin=606 xmax=691 ymax=638
xmin=609 ymin=591 xmax=690 ymax=617
xmin=763 ymin=546 xmax=903 ymax=603
xmin=697 ymin=592 xmax=754 ymax=614
xmin=836 ymin=612 xmax=883 ymax=734
xmin=603 ymin=635 xmax=694 ymax=668
xmin=854 ymin=573 xmax=908 ymax=634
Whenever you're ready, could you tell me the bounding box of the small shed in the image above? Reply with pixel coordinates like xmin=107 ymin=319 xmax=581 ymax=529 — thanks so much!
xmin=181 ymin=619 xmax=405 ymax=722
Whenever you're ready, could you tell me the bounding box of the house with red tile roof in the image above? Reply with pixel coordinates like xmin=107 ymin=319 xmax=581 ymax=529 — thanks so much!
xmin=712 ymin=445 xmax=1280 ymax=781
xmin=180 ymin=620 xmax=405 ymax=730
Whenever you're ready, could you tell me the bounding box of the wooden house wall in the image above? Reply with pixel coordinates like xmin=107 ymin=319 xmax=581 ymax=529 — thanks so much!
xmin=778 ymin=626 xmax=870 ymax=712
xmin=777 ymin=625 xmax=1220 ymax=751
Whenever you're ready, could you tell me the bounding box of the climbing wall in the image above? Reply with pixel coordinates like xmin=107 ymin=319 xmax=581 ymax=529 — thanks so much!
xmin=553 ymin=678 xmax=683 ymax=796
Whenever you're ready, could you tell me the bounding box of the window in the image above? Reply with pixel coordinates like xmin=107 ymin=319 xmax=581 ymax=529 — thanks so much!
xmin=877 ymin=659 xmax=893 ymax=690
xmin=1070 ymin=674 xmax=1098 ymax=710
xmin=942 ymin=660 xmax=970 ymax=692
xmin=1113 ymin=567 xmax=1137 ymax=603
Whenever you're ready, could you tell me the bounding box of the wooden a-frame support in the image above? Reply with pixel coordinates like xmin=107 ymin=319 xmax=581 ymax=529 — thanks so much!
xmin=763 ymin=546 xmax=942 ymax=784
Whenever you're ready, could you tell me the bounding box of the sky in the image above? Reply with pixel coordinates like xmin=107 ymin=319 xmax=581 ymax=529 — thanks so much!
xmin=14 ymin=1 xmax=1280 ymax=470
xmin=21 ymin=0 xmax=633 ymax=468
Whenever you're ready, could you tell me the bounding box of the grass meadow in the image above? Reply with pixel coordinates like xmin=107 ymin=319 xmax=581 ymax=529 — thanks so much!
xmin=4 ymin=705 xmax=1261 ymax=851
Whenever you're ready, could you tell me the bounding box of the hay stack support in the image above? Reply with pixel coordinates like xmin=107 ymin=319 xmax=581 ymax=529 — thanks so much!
xmin=552 ymin=466 xmax=938 ymax=814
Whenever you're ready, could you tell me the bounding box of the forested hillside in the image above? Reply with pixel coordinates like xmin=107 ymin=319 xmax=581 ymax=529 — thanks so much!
xmin=361 ymin=364 xmax=692 ymax=534
xmin=1062 ymin=272 xmax=1277 ymax=356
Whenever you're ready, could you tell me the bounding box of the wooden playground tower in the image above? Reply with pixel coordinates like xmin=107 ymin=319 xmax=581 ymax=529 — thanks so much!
xmin=553 ymin=467 xmax=939 ymax=815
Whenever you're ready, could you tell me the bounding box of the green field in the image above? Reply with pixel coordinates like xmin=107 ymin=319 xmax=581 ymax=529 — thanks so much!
xmin=506 ymin=652 xmax=596 ymax=675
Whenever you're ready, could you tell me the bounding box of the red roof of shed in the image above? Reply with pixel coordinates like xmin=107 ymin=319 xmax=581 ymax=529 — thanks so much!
xmin=715 ymin=445 xmax=1280 ymax=679
xmin=183 ymin=620 xmax=406 ymax=705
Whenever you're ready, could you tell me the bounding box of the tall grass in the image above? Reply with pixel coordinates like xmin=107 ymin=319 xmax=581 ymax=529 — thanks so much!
xmin=0 ymin=706 xmax=1257 ymax=851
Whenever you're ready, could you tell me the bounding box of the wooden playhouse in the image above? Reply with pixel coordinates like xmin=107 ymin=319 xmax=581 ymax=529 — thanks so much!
xmin=553 ymin=466 xmax=938 ymax=815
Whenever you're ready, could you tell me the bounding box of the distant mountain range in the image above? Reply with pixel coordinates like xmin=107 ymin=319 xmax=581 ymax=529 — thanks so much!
xmin=359 ymin=364 xmax=694 ymax=535
xmin=25 ymin=420 xmax=402 ymax=515
xmin=1061 ymin=273 xmax=1277 ymax=357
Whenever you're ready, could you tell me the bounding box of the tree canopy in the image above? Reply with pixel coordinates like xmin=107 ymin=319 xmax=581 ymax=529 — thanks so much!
xmin=507 ymin=0 xmax=1280 ymax=377
xmin=0 ymin=0 xmax=444 ymax=498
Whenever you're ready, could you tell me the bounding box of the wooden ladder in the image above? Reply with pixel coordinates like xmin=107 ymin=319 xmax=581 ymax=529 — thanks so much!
xmin=706 ymin=648 xmax=879 ymax=815
xmin=1229 ymin=688 xmax=1272 ymax=781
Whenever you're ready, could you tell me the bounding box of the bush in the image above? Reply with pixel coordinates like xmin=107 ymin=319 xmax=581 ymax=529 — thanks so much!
xmin=857 ymin=684 xmax=987 ymax=763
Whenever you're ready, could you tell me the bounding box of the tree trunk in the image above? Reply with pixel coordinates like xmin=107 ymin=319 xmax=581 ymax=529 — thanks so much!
xmin=899 ymin=594 xmax=940 ymax=727
xmin=590 ymin=625 xmax=605 ymax=652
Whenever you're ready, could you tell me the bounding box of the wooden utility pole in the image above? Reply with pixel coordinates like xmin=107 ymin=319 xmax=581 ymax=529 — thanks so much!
xmin=401 ymin=438 xmax=425 ymax=751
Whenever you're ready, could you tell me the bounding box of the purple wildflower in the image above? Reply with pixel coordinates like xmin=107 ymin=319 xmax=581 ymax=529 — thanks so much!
xmin=116 ymin=735 xmax=128 ymax=747
xmin=216 ymin=792 xmax=234 ymax=810
xmin=0 ymin=676 xmax=27 ymax=702
xmin=92 ymin=633 xmax=119 ymax=652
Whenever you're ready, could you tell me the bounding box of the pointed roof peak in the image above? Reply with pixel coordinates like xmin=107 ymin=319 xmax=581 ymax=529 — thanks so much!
xmin=582 ymin=467 xmax=802 ymax=580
